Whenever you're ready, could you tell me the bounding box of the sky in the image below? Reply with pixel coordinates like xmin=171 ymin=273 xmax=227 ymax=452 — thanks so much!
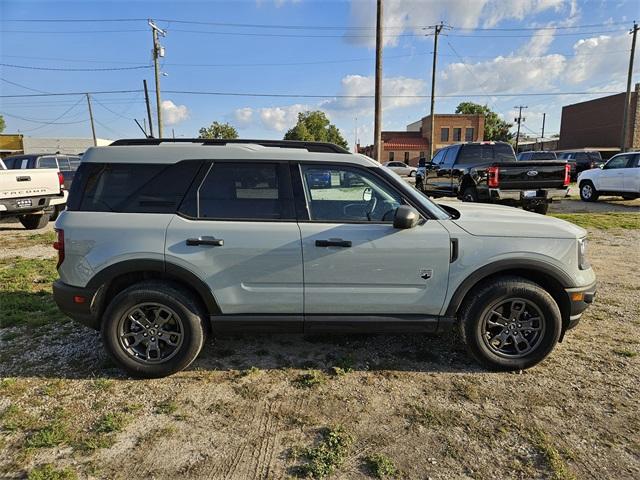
xmin=0 ymin=0 xmax=638 ymax=148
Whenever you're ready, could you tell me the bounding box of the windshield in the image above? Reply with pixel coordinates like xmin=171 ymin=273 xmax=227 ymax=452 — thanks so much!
xmin=380 ymin=166 xmax=451 ymax=220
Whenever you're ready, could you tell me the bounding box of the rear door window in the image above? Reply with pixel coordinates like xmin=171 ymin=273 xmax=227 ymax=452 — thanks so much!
xmin=493 ymin=143 xmax=516 ymax=162
xmin=180 ymin=162 xmax=295 ymax=221
xmin=37 ymin=156 xmax=59 ymax=169
xmin=457 ymin=145 xmax=481 ymax=163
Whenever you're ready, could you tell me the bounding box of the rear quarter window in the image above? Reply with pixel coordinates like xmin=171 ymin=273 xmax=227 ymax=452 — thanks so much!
xmin=67 ymin=161 xmax=202 ymax=213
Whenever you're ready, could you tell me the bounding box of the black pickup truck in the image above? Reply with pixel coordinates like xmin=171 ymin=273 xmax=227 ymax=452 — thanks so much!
xmin=422 ymin=142 xmax=570 ymax=214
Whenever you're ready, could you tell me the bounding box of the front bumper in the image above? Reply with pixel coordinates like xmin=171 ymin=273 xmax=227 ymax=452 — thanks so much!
xmin=52 ymin=280 xmax=101 ymax=330
xmin=564 ymin=280 xmax=597 ymax=330
xmin=491 ymin=187 xmax=570 ymax=202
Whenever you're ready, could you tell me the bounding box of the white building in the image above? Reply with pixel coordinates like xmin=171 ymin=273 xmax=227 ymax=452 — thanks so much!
xmin=22 ymin=137 xmax=112 ymax=155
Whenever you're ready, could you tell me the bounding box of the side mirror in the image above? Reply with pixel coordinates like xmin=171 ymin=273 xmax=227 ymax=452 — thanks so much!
xmin=393 ymin=205 xmax=420 ymax=229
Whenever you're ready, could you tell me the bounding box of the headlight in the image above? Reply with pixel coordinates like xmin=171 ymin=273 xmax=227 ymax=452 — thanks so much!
xmin=578 ymin=238 xmax=590 ymax=270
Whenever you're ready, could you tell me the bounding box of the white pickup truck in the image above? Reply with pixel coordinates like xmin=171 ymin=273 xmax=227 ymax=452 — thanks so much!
xmin=0 ymin=158 xmax=67 ymax=229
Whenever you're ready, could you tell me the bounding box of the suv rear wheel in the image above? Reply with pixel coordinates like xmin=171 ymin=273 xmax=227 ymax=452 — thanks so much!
xmin=459 ymin=276 xmax=562 ymax=371
xmin=101 ymin=281 xmax=206 ymax=378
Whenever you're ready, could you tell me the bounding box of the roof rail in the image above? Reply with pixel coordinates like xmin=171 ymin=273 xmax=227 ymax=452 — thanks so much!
xmin=109 ymin=138 xmax=350 ymax=154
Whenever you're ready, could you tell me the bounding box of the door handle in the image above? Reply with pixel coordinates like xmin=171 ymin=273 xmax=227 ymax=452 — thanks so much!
xmin=315 ymin=239 xmax=352 ymax=248
xmin=186 ymin=236 xmax=224 ymax=247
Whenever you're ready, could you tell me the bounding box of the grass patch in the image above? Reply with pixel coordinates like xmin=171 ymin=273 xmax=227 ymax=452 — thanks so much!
xmin=25 ymin=421 xmax=71 ymax=448
xmin=613 ymin=349 xmax=637 ymax=358
xmin=364 ymin=453 xmax=398 ymax=478
xmin=27 ymin=464 xmax=77 ymax=480
xmin=93 ymin=412 xmax=129 ymax=434
xmin=0 ymin=257 xmax=65 ymax=328
xmin=294 ymin=426 xmax=353 ymax=479
xmin=91 ymin=378 xmax=113 ymax=391
xmin=155 ymin=400 xmax=178 ymax=415
xmin=550 ymin=213 xmax=640 ymax=230
xmin=530 ymin=427 xmax=576 ymax=480
xmin=404 ymin=403 xmax=459 ymax=429
xmin=294 ymin=370 xmax=326 ymax=388
xmin=1 ymin=404 xmax=39 ymax=431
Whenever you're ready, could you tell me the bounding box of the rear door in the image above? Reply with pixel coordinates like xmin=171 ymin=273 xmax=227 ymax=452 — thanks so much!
xmin=296 ymin=163 xmax=451 ymax=318
xmin=165 ymin=161 xmax=304 ymax=321
xmin=625 ymin=154 xmax=640 ymax=193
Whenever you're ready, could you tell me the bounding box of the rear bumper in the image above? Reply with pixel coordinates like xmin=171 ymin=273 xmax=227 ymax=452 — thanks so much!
xmin=52 ymin=280 xmax=101 ymax=330
xmin=565 ymin=281 xmax=597 ymax=330
xmin=0 ymin=195 xmax=53 ymax=216
xmin=490 ymin=187 xmax=570 ymax=203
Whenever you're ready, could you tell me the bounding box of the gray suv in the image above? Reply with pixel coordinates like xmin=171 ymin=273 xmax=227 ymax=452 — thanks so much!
xmin=52 ymin=139 xmax=596 ymax=378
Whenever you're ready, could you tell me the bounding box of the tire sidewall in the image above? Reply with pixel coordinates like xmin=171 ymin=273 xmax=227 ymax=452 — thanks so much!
xmin=101 ymin=284 xmax=205 ymax=378
xmin=462 ymin=280 xmax=561 ymax=370
xmin=462 ymin=187 xmax=478 ymax=202
xmin=580 ymin=181 xmax=597 ymax=202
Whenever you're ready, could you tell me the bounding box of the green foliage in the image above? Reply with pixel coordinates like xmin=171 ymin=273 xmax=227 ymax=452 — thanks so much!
xmin=93 ymin=412 xmax=129 ymax=434
xmin=455 ymin=102 xmax=513 ymax=142
xmin=27 ymin=464 xmax=77 ymax=480
xmin=198 ymin=121 xmax=239 ymax=139
xmin=365 ymin=453 xmax=398 ymax=478
xmin=26 ymin=421 xmax=71 ymax=448
xmin=284 ymin=111 xmax=348 ymax=148
xmin=0 ymin=114 xmax=5 ymax=133
xmin=296 ymin=426 xmax=353 ymax=478
xmin=294 ymin=370 xmax=326 ymax=388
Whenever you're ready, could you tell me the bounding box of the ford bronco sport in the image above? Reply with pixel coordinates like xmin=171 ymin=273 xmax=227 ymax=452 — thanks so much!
xmin=52 ymin=139 xmax=596 ymax=378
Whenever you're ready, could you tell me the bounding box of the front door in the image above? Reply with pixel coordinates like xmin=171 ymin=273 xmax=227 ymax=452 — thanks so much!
xmin=165 ymin=161 xmax=303 ymax=319
xmin=296 ymin=163 xmax=451 ymax=318
xmin=599 ymin=154 xmax=633 ymax=191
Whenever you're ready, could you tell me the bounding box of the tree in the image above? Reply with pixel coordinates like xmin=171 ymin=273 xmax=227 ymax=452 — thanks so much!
xmin=455 ymin=102 xmax=513 ymax=142
xmin=0 ymin=114 xmax=5 ymax=133
xmin=284 ymin=111 xmax=348 ymax=149
xmin=198 ymin=121 xmax=239 ymax=139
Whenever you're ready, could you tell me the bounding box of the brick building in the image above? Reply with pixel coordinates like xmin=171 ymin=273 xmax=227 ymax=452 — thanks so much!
xmin=558 ymin=83 xmax=640 ymax=152
xmin=359 ymin=113 xmax=485 ymax=164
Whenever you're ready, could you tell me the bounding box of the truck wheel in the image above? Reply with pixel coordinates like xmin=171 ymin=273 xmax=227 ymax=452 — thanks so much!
xmin=101 ymin=281 xmax=207 ymax=378
xmin=579 ymin=181 xmax=599 ymax=202
xmin=49 ymin=205 xmax=63 ymax=221
xmin=461 ymin=187 xmax=478 ymax=202
xmin=409 ymin=170 xmax=416 ymax=177
xmin=458 ymin=276 xmax=562 ymax=371
xmin=19 ymin=214 xmax=49 ymax=230
xmin=526 ymin=203 xmax=549 ymax=215
xmin=622 ymin=194 xmax=637 ymax=200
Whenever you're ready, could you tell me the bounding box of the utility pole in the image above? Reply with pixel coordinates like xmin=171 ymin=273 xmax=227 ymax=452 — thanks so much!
xmin=514 ymin=105 xmax=528 ymax=152
xmin=539 ymin=112 xmax=546 ymax=150
xmin=143 ymin=79 xmax=154 ymax=138
xmin=354 ymin=116 xmax=358 ymax=153
xmin=86 ymin=93 xmax=96 ymax=146
xmin=427 ymin=22 xmax=451 ymax=161
xmin=373 ymin=0 xmax=383 ymax=162
xmin=621 ymin=21 xmax=638 ymax=152
xmin=149 ymin=19 xmax=166 ymax=138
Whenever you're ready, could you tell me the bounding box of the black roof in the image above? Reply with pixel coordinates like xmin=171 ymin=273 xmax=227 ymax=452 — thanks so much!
xmin=109 ymin=138 xmax=350 ymax=154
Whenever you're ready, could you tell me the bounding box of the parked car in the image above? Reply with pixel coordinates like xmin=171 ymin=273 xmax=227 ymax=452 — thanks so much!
xmin=383 ymin=161 xmax=417 ymax=177
xmin=516 ymin=151 xmax=557 ymax=161
xmin=578 ymin=152 xmax=640 ymax=201
xmin=53 ymin=138 xmax=596 ymax=378
xmin=422 ymin=142 xmax=570 ymax=215
xmin=556 ymin=150 xmax=603 ymax=180
xmin=0 ymin=158 xmax=66 ymax=229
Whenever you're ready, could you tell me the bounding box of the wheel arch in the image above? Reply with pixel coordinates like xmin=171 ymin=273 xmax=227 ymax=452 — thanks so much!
xmin=445 ymin=260 xmax=572 ymax=331
xmin=86 ymin=259 xmax=221 ymax=323
xmin=457 ymin=174 xmax=477 ymax=199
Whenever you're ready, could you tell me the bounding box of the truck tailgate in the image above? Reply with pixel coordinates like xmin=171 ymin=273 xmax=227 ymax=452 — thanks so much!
xmin=496 ymin=161 xmax=567 ymax=190
xmin=0 ymin=168 xmax=61 ymax=199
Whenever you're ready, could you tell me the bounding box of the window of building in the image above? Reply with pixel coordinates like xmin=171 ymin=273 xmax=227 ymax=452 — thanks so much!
xmin=453 ymin=128 xmax=462 ymax=142
xmin=465 ymin=128 xmax=474 ymax=142
xmin=301 ymin=165 xmax=403 ymax=223
xmin=440 ymin=128 xmax=449 ymax=142
xmin=388 ymin=151 xmax=394 ymax=162
xmin=404 ymin=152 xmax=409 ymax=162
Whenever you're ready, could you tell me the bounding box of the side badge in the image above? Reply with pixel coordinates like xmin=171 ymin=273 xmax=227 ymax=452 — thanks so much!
xmin=419 ymin=269 xmax=433 ymax=280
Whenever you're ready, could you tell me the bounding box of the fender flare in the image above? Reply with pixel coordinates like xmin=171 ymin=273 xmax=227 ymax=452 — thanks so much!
xmin=86 ymin=259 xmax=220 ymax=314
xmin=444 ymin=259 xmax=573 ymax=318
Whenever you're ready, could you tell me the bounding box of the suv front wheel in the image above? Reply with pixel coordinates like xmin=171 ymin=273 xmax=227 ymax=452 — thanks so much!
xmin=459 ymin=276 xmax=562 ymax=371
xmin=101 ymin=281 xmax=206 ymax=378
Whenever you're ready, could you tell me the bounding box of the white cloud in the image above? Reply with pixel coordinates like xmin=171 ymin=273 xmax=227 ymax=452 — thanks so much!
xmin=161 ymin=100 xmax=189 ymax=125
xmin=259 ymin=103 xmax=309 ymax=131
xmin=565 ymin=33 xmax=635 ymax=84
xmin=232 ymin=107 xmax=254 ymax=127
xmin=347 ymin=0 xmax=574 ymax=47
xmin=521 ymin=28 xmax=556 ymax=56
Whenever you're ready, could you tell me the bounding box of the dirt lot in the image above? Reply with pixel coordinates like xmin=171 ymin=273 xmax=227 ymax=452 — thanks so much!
xmin=1 ymin=199 xmax=639 ymax=480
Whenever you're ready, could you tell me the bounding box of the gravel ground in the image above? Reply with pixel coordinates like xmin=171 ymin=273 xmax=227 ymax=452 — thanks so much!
xmin=1 ymin=203 xmax=639 ymax=479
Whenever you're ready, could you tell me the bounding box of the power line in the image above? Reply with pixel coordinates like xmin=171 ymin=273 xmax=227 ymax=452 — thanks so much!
xmin=0 ymin=63 xmax=151 ymax=72
xmin=0 ymin=77 xmax=50 ymax=94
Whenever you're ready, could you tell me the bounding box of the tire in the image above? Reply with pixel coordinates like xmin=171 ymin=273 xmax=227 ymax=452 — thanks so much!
xmin=461 ymin=186 xmax=478 ymax=202
xmin=409 ymin=170 xmax=416 ymax=177
xmin=19 ymin=214 xmax=49 ymax=230
xmin=622 ymin=194 xmax=637 ymax=200
xmin=458 ymin=276 xmax=562 ymax=371
xmin=49 ymin=205 xmax=63 ymax=221
xmin=524 ymin=203 xmax=549 ymax=215
xmin=579 ymin=181 xmax=599 ymax=202
xmin=101 ymin=281 xmax=207 ymax=378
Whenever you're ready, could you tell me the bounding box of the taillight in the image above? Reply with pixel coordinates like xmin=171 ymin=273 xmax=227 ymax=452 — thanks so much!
xmin=58 ymin=172 xmax=64 ymax=189
xmin=563 ymin=163 xmax=571 ymax=187
xmin=487 ymin=166 xmax=500 ymax=188
xmin=53 ymin=228 xmax=65 ymax=268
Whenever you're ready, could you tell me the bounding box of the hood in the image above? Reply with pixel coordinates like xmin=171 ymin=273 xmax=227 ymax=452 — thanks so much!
xmin=440 ymin=201 xmax=586 ymax=239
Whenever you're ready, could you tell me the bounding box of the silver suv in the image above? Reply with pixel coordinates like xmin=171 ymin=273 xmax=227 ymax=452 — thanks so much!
xmin=52 ymin=139 xmax=596 ymax=378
